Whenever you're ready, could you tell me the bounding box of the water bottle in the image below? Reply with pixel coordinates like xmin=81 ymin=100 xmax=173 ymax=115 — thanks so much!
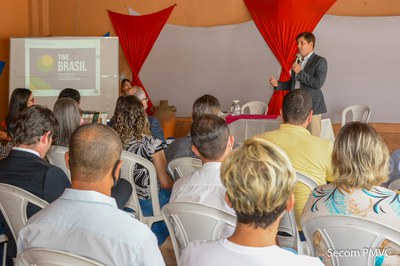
xmin=230 ymin=100 xmax=241 ymax=116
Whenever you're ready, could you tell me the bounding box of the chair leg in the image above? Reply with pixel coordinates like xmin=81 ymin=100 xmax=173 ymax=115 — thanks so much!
xmin=1 ymin=241 xmax=6 ymax=266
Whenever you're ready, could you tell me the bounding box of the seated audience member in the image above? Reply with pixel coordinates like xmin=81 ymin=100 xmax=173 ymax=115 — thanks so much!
xmin=58 ymin=88 xmax=81 ymax=105
xmin=120 ymin=78 xmax=139 ymax=96
xmin=171 ymin=114 xmax=234 ymax=214
xmin=112 ymin=95 xmax=174 ymax=245
xmin=53 ymin=98 xmax=83 ymax=147
xmin=1 ymin=88 xmax=34 ymax=159
xmin=179 ymin=138 xmax=324 ymax=266
xmin=53 ymin=98 xmax=132 ymax=209
xmin=107 ymin=95 xmax=124 ymax=127
xmin=301 ymin=122 xmax=400 ymax=265
xmin=388 ymin=149 xmax=400 ymax=186
xmin=0 ymin=105 xmax=70 ymax=210
xmin=0 ymin=105 xmax=70 ymax=260
xmin=165 ymin=94 xmax=221 ymax=163
xmin=134 ymin=87 xmax=166 ymax=143
xmin=17 ymin=123 xmax=165 ymax=266
xmin=254 ymin=89 xmax=333 ymax=228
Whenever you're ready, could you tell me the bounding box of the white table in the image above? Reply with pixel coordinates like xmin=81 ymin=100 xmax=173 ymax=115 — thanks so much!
xmin=320 ymin=118 xmax=335 ymax=143
xmin=228 ymin=117 xmax=335 ymax=145
xmin=228 ymin=118 xmax=282 ymax=145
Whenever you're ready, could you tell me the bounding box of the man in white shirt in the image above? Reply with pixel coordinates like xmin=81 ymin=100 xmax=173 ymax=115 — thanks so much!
xmin=18 ymin=123 xmax=164 ymax=266
xmin=170 ymin=114 xmax=234 ymax=214
xmin=179 ymin=138 xmax=324 ymax=266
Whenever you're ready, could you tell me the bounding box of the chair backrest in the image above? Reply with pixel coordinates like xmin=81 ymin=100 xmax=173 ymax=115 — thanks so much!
xmin=167 ymin=157 xmax=202 ymax=180
xmin=0 ymin=183 xmax=48 ymax=241
xmin=295 ymin=171 xmax=319 ymax=191
xmin=388 ymin=179 xmax=400 ymax=191
xmin=241 ymin=101 xmax=268 ymax=115
xmin=341 ymin=104 xmax=371 ymax=127
xmin=303 ymin=215 xmax=400 ymax=266
xmin=120 ymin=150 xmax=162 ymax=227
xmin=277 ymin=172 xmax=318 ymax=254
xmin=18 ymin=248 xmax=105 ymax=266
xmin=161 ymin=202 xmax=237 ymax=261
xmin=46 ymin=146 xmax=70 ymax=181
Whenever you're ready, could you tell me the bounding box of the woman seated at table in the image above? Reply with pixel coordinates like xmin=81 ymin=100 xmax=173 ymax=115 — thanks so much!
xmin=301 ymin=122 xmax=400 ymax=265
xmin=112 ymin=95 xmax=174 ymax=245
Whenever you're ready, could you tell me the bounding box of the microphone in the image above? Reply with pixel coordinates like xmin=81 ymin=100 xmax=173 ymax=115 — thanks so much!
xmin=295 ymin=53 xmax=303 ymax=64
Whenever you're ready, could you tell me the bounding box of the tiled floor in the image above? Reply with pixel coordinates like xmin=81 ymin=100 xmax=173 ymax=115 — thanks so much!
xmin=160 ymin=237 xmax=177 ymax=266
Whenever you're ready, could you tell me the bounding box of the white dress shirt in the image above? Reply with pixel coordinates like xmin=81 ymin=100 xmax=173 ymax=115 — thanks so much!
xmin=170 ymin=162 xmax=233 ymax=214
xmin=18 ymin=189 xmax=165 ymax=266
xmin=295 ymin=51 xmax=314 ymax=89
xmin=180 ymin=239 xmax=324 ymax=266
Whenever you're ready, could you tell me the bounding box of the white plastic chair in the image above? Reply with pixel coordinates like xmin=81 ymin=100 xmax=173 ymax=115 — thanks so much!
xmin=241 ymin=101 xmax=268 ymax=115
xmin=303 ymin=215 xmax=400 ymax=266
xmin=120 ymin=150 xmax=163 ymax=228
xmin=0 ymin=183 xmax=48 ymax=241
xmin=18 ymin=248 xmax=104 ymax=266
xmin=161 ymin=202 xmax=237 ymax=261
xmin=167 ymin=157 xmax=202 ymax=180
xmin=0 ymin=234 xmax=7 ymax=266
xmin=46 ymin=146 xmax=70 ymax=181
xmin=388 ymin=179 xmax=400 ymax=191
xmin=277 ymin=172 xmax=318 ymax=254
xmin=341 ymin=104 xmax=371 ymax=127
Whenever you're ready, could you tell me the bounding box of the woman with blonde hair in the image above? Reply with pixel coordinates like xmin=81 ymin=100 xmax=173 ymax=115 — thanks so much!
xmin=112 ymin=95 xmax=173 ymax=245
xmin=301 ymin=122 xmax=400 ymax=265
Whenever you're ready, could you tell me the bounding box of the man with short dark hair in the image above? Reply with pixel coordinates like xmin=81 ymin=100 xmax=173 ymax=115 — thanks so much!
xmin=18 ymin=123 xmax=164 ymax=266
xmin=170 ymin=114 xmax=234 ymax=213
xmin=165 ymin=94 xmax=221 ymax=163
xmin=179 ymin=138 xmax=324 ymax=266
xmin=255 ymin=89 xmax=333 ymax=229
xmin=269 ymin=31 xmax=328 ymax=137
xmin=58 ymin=88 xmax=81 ymax=105
xmin=0 ymin=105 xmax=70 ymax=211
xmin=0 ymin=105 xmax=70 ymax=261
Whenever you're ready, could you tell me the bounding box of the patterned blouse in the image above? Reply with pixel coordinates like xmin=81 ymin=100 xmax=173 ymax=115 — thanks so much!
xmin=124 ymin=134 xmax=166 ymax=200
xmin=301 ymin=183 xmax=400 ymax=266
xmin=0 ymin=141 xmax=12 ymax=160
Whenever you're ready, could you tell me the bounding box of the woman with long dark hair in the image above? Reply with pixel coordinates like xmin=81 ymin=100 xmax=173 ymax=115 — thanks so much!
xmin=1 ymin=88 xmax=33 ymax=159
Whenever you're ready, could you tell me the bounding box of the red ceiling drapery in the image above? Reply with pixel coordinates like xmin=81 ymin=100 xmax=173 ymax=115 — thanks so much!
xmin=244 ymin=0 xmax=335 ymax=115
xmin=108 ymin=6 xmax=175 ymax=112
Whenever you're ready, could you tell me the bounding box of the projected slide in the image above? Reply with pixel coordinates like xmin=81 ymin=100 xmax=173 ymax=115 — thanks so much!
xmin=25 ymin=39 xmax=100 ymax=96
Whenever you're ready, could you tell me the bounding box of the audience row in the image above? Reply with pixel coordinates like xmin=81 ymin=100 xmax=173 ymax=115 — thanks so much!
xmin=0 ymin=85 xmax=399 ymax=265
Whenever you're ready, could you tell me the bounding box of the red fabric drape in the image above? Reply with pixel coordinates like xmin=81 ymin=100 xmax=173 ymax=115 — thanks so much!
xmin=108 ymin=6 xmax=175 ymax=113
xmin=244 ymin=0 xmax=335 ymax=115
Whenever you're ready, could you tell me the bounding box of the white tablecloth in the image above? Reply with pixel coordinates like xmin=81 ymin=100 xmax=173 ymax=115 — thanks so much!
xmin=228 ymin=117 xmax=335 ymax=145
xmin=228 ymin=118 xmax=282 ymax=145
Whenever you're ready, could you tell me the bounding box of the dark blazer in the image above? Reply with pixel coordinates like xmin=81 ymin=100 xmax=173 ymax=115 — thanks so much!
xmin=0 ymin=149 xmax=70 ymax=259
xmin=276 ymin=53 xmax=328 ymax=115
xmin=0 ymin=150 xmax=70 ymax=208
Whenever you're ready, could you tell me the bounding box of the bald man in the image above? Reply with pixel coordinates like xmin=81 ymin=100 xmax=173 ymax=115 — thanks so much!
xmin=18 ymin=123 xmax=164 ymax=266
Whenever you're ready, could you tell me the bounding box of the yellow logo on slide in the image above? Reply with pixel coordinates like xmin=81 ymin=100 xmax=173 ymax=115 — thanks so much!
xmin=37 ymin=54 xmax=55 ymax=72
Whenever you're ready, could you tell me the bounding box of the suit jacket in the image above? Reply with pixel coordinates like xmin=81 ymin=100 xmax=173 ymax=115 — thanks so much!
xmin=0 ymin=150 xmax=70 ymax=208
xmin=276 ymin=53 xmax=328 ymax=115
xmin=0 ymin=149 xmax=70 ymax=259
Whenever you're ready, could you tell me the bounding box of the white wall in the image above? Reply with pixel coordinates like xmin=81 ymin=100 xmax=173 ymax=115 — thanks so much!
xmin=140 ymin=15 xmax=400 ymax=123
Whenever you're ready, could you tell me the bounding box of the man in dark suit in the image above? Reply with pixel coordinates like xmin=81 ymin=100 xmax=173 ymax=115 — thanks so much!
xmin=0 ymin=105 xmax=70 ymax=260
xmin=269 ymin=32 xmax=327 ymax=137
